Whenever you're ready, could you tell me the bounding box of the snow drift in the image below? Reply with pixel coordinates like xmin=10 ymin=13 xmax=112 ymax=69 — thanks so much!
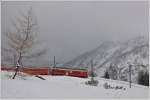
xmin=1 ymin=71 xmax=149 ymax=99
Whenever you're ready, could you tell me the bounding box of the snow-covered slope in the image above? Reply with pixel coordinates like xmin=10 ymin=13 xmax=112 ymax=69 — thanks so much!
xmin=1 ymin=71 xmax=149 ymax=98
xmin=64 ymin=36 xmax=149 ymax=84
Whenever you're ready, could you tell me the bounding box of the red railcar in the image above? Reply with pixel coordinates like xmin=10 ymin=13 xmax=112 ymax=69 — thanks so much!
xmin=21 ymin=67 xmax=49 ymax=75
xmin=1 ymin=67 xmax=49 ymax=75
xmin=50 ymin=67 xmax=88 ymax=78
xmin=1 ymin=67 xmax=16 ymax=71
xmin=1 ymin=66 xmax=88 ymax=78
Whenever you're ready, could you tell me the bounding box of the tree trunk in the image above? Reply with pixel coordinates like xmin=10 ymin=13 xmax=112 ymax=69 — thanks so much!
xmin=12 ymin=66 xmax=19 ymax=79
xmin=12 ymin=52 xmax=22 ymax=79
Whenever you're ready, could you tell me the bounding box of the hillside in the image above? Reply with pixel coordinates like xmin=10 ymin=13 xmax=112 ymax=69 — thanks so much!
xmin=1 ymin=71 xmax=149 ymax=98
xmin=64 ymin=36 xmax=149 ymax=84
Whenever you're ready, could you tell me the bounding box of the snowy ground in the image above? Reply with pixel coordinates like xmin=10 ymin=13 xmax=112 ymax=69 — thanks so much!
xmin=1 ymin=71 xmax=149 ymax=99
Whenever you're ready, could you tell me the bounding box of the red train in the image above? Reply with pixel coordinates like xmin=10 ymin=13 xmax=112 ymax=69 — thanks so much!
xmin=1 ymin=66 xmax=50 ymax=75
xmin=1 ymin=66 xmax=88 ymax=78
xmin=50 ymin=67 xmax=88 ymax=78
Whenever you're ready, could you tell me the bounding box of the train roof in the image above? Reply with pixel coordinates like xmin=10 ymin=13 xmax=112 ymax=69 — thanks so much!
xmin=52 ymin=66 xmax=88 ymax=70
xmin=2 ymin=65 xmax=88 ymax=70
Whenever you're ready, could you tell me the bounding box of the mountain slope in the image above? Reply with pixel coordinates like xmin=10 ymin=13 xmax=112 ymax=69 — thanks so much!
xmin=64 ymin=36 xmax=149 ymax=84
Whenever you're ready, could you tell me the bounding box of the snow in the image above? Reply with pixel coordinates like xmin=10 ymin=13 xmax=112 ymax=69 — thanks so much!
xmin=1 ymin=71 xmax=149 ymax=99
xmin=65 ymin=37 xmax=149 ymax=84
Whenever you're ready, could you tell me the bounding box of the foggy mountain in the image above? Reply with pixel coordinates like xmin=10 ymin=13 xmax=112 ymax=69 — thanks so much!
xmin=64 ymin=36 xmax=149 ymax=84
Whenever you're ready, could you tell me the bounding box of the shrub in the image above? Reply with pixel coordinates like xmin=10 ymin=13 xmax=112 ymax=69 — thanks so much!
xmin=85 ymin=78 xmax=99 ymax=86
xmin=103 ymin=82 xmax=126 ymax=90
xmin=138 ymin=71 xmax=149 ymax=86
xmin=103 ymin=82 xmax=109 ymax=89
xmin=104 ymin=71 xmax=110 ymax=79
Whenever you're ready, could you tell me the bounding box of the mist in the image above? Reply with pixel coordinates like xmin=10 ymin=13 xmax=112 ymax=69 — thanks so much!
xmin=1 ymin=1 xmax=148 ymax=64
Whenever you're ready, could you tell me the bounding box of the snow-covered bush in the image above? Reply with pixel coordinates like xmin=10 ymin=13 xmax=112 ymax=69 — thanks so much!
xmin=85 ymin=80 xmax=99 ymax=86
xmin=103 ymin=82 xmax=125 ymax=90
xmin=107 ymin=64 xmax=118 ymax=80
xmin=85 ymin=77 xmax=99 ymax=86
xmin=103 ymin=82 xmax=110 ymax=89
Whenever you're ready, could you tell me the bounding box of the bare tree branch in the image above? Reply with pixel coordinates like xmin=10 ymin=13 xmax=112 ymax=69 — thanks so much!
xmin=3 ymin=7 xmax=46 ymax=79
xmin=23 ymin=49 xmax=47 ymax=59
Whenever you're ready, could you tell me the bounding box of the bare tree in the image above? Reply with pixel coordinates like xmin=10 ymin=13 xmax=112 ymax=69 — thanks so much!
xmin=5 ymin=7 xmax=46 ymax=79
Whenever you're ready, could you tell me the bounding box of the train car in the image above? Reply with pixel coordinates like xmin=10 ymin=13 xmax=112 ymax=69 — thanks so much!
xmin=50 ymin=67 xmax=88 ymax=78
xmin=1 ymin=67 xmax=16 ymax=71
xmin=21 ymin=67 xmax=49 ymax=75
xmin=1 ymin=66 xmax=49 ymax=75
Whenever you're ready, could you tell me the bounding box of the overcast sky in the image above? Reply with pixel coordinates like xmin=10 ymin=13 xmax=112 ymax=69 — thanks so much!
xmin=1 ymin=1 xmax=148 ymax=64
